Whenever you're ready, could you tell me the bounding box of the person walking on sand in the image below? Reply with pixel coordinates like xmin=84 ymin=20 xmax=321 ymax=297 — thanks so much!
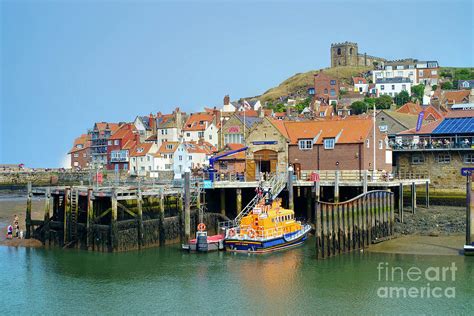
xmin=7 ymin=225 xmax=13 ymax=239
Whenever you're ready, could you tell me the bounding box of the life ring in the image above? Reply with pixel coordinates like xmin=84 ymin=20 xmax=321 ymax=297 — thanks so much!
xmin=228 ymin=228 xmax=236 ymax=237
xmin=197 ymin=223 xmax=206 ymax=231
xmin=247 ymin=228 xmax=256 ymax=238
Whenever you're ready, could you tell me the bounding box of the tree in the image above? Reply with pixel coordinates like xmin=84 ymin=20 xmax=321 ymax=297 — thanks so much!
xmin=441 ymin=81 xmax=453 ymax=90
xmin=375 ymin=95 xmax=393 ymax=109
xmin=431 ymin=84 xmax=438 ymax=91
xmin=350 ymin=101 xmax=367 ymax=115
xmin=454 ymin=69 xmax=473 ymax=81
xmin=295 ymin=97 xmax=311 ymax=113
xmin=411 ymin=84 xmax=425 ymax=102
xmin=394 ymin=91 xmax=410 ymax=107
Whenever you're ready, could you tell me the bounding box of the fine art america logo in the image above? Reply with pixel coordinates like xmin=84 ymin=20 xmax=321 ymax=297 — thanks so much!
xmin=377 ymin=262 xmax=457 ymax=299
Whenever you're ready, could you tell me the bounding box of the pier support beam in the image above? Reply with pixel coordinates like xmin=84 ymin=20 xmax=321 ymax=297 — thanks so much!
xmin=288 ymin=166 xmax=294 ymax=210
xmin=306 ymin=187 xmax=312 ymax=222
xmin=64 ymin=187 xmax=70 ymax=244
xmin=43 ymin=187 xmax=51 ymax=245
xmin=411 ymin=182 xmax=416 ymax=214
xmin=236 ymin=188 xmax=242 ymax=215
xmin=425 ymin=181 xmax=429 ymax=208
xmin=86 ymin=188 xmax=93 ymax=250
xmin=25 ymin=182 xmax=32 ymax=239
xmin=313 ymin=180 xmax=320 ymax=226
xmin=363 ymin=170 xmax=368 ymax=194
xmin=159 ymin=192 xmax=165 ymax=246
xmin=184 ymin=171 xmax=191 ymax=243
xmin=467 ymin=176 xmax=473 ymax=246
xmin=399 ymin=183 xmax=404 ymax=223
xmin=220 ymin=188 xmax=226 ymax=216
xmin=111 ymin=189 xmax=118 ymax=252
xmin=334 ymin=170 xmax=340 ymax=203
xmin=137 ymin=189 xmax=144 ymax=249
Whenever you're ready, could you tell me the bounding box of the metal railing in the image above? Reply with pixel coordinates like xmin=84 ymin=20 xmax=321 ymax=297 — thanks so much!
xmin=391 ymin=136 xmax=474 ymax=151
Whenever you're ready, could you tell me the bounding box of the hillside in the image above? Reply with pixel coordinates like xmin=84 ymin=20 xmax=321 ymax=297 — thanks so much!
xmin=253 ymin=66 xmax=474 ymax=104
xmin=257 ymin=66 xmax=372 ymax=103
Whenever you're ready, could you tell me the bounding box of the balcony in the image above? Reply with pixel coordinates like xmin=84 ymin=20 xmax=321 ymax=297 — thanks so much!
xmin=391 ymin=136 xmax=473 ymax=151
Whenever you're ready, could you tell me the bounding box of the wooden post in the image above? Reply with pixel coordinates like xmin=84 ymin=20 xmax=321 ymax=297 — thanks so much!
xmin=111 ymin=189 xmax=118 ymax=252
xmin=334 ymin=170 xmax=340 ymax=203
xmin=64 ymin=187 xmax=70 ymax=244
xmin=411 ymin=182 xmax=416 ymax=214
xmin=288 ymin=166 xmax=294 ymax=210
xmin=306 ymin=187 xmax=312 ymax=222
xmin=315 ymin=199 xmax=321 ymax=259
xmin=184 ymin=171 xmax=191 ymax=243
xmin=197 ymin=185 xmax=202 ymax=224
xmin=399 ymin=183 xmax=404 ymax=223
xmin=137 ymin=189 xmax=144 ymax=249
xmin=425 ymin=181 xmax=429 ymax=208
xmin=159 ymin=192 xmax=165 ymax=246
xmin=86 ymin=188 xmax=93 ymax=250
xmin=43 ymin=187 xmax=51 ymax=244
xmin=363 ymin=170 xmax=368 ymax=194
xmin=236 ymin=188 xmax=242 ymax=214
xmin=314 ymin=181 xmax=320 ymax=226
xmin=25 ymin=182 xmax=32 ymax=239
xmin=220 ymin=188 xmax=226 ymax=216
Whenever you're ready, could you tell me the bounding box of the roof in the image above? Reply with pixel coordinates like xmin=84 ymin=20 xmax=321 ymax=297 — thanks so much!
xmin=69 ymin=134 xmax=91 ymax=154
xmin=137 ymin=116 xmax=152 ymax=130
xmin=376 ymin=77 xmax=411 ymax=84
xmin=432 ymin=117 xmax=474 ymax=135
xmin=396 ymin=102 xmax=423 ymax=115
xmin=279 ymin=118 xmax=374 ymax=145
xmin=93 ymin=122 xmax=120 ymax=134
xmin=268 ymin=119 xmax=290 ymax=140
xmin=215 ymin=143 xmax=246 ymax=160
xmin=130 ymin=142 xmax=155 ymax=157
xmin=183 ymin=141 xmax=217 ymax=155
xmin=353 ymin=77 xmax=367 ymax=84
xmin=445 ymin=109 xmax=474 ymax=118
xmin=397 ymin=120 xmax=442 ymax=135
xmin=237 ymin=109 xmax=259 ymax=117
xmin=379 ymin=110 xmax=419 ymax=129
xmin=157 ymin=141 xmax=179 ymax=154
xmin=109 ymin=123 xmax=135 ymax=140
xmin=443 ymin=90 xmax=470 ymax=104
xmin=235 ymin=115 xmax=262 ymax=129
xmin=183 ymin=113 xmax=214 ymax=131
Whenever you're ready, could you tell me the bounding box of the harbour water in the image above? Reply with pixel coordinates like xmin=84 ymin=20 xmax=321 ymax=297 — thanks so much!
xmin=0 ymin=198 xmax=472 ymax=314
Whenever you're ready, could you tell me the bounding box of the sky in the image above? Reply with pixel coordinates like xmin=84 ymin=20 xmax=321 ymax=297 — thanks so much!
xmin=1 ymin=0 xmax=473 ymax=167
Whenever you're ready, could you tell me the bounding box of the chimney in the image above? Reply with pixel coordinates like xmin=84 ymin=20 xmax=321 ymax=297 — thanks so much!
xmin=258 ymin=107 xmax=264 ymax=118
xmin=224 ymin=95 xmax=230 ymax=105
xmin=149 ymin=113 xmax=155 ymax=132
xmin=134 ymin=133 xmax=140 ymax=143
xmin=175 ymin=108 xmax=182 ymax=131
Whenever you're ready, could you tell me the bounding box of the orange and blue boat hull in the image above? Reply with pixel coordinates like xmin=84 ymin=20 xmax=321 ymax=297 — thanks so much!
xmin=225 ymin=230 xmax=309 ymax=254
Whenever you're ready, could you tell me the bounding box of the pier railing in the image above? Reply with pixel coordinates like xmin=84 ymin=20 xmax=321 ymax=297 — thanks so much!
xmin=315 ymin=190 xmax=394 ymax=259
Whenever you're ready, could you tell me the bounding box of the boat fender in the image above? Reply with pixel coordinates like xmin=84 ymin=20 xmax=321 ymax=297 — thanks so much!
xmin=228 ymin=228 xmax=236 ymax=237
xmin=197 ymin=223 xmax=206 ymax=231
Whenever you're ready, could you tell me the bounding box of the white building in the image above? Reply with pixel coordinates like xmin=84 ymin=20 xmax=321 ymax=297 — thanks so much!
xmin=173 ymin=141 xmax=216 ymax=178
xmin=375 ymin=77 xmax=412 ymax=97
xmin=155 ymin=108 xmax=186 ymax=146
xmin=129 ymin=143 xmax=158 ymax=176
xmin=151 ymin=141 xmax=178 ymax=174
xmin=182 ymin=113 xmax=218 ymax=147
xmin=373 ymin=66 xmax=416 ymax=84
xmin=352 ymin=77 xmax=369 ymax=94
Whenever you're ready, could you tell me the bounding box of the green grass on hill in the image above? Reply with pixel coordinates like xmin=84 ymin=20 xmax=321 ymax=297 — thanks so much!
xmin=258 ymin=66 xmax=372 ymax=102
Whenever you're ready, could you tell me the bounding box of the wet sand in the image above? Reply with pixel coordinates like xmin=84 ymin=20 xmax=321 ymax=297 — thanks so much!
xmin=368 ymin=235 xmax=465 ymax=256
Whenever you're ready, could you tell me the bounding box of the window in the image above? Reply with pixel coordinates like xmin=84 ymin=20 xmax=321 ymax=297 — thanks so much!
xmin=324 ymin=138 xmax=335 ymax=149
xmin=163 ymin=154 xmax=167 ymax=159
xmin=397 ymin=71 xmax=403 ymax=77
xmin=379 ymin=140 xmax=383 ymax=149
xmin=186 ymin=133 xmax=190 ymax=137
xmin=209 ymin=135 xmax=212 ymax=140
xmin=381 ymin=85 xmax=385 ymax=90
xmin=149 ymin=166 xmax=151 ymax=171
xmin=391 ymin=85 xmax=395 ymax=90
xmin=179 ymin=155 xmax=183 ymax=161
xmin=366 ymin=139 xmax=370 ymax=148
xmin=165 ymin=164 xmax=172 ymax=170
xmin=330 ymin=80 xmax=336 ymax=85
xmin=436 ymin=153 xmax=451 ymax=164
xmin=114 ymin=140 xmax=119 ymax=145
xmin=330 ymin=89 xmax=336 ymax=96
xmin=431 ymin=70 xmax=437 ymax=75
xmin=198 ymin=131 xmax=204 ymax=138
xmin=419 ymin=70 xmax=424 ymax=77
xmin=324 ymin=88 xmax=328 ymax=94
xmin=386 ymin=72 xmax=392 ymax=77
xmin=411 ymin=154 xmax=425 ymax=164
xmin=402 ymin=84 xmax=407 ymax=90
xmin=189 ymin=155 xmax=192 ymax=160
xmin=464 ymin=154 xmax=474 ymax=164
xmin=463 ymin=81 xmax=469 ymax=88
xmin=319 ymin=111 xmax=325 ymax=117
xmin=141 ymin=166 xmax=145 ymax=171
xmin=140 ymin=157 xmax=143 ymax=162
xmin=166 ymin=144 xmax=173 ymax=150
xmin=169 ymin=154 xmax=173 ymax=159
xmin=147 ymin=156 xmax=151 ymax=162
xmin=132 ymin=157 xmax=136 ymax=162
xmin=124 ymin=164 xmax=128 ymax=170
xmin=77 ymin=144 xmax=83 ymax=149
xmin=298 ymin=139 xmax=313 ymax=150
xmin=224 ymin=133 xmax=244 ymax=145
xmin=74 ymin=153 xmax=79 ymax=158
xmin=108 ymin=140 xmax=112 ymax=145
xmin=337 ymin=48 xmax=341 ymax=55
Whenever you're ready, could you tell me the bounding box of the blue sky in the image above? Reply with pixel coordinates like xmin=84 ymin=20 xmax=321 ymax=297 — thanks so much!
xmin=1 ymin=0 xmax=473 ymax=167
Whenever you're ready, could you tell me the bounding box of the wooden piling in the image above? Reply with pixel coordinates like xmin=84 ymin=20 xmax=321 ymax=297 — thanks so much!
xmin=411 ymin=182 xmax=416 ymax=214
xmin=64 ymin=187 xmax=70 ymax=244
xmin=25 ymin=182 xmax=32 ymax=239
xmin=220 ymin=188 xmax=226 ymax=216
xmin=425 ymin=181 xmax=430 ymax=208
xmin=306 ymin=187 xmax=312 ymax=222
xmin=236 ymin=188 xmax=242 ymax=215
xmin=184 ymin=171 xmax=191 ymax=243
xmin=137 ymin=189 xmax=144 ymax=249
xmin=399 ymin=183 xmax=404 ymax=223
xmin=334 ymin=170 xmax=340 ymax=203
xmin=159 ymin=192 xmax=165 ymax=246
xmin=43 ymin=187 xmax=51 ymax=244
xmin=110 ymin=189 xmax=118 ymax=252
xmin=363 ymin=170 xmax=368 ymax=194
xmin=86 ymin=188 xmax=93 ymax=250
xmin=466 ymin=175 xmax=472 ymax=246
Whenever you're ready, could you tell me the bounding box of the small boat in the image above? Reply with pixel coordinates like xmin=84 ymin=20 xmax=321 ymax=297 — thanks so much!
xmin=224 ymin=198 xmax=312 ymax=254
xmin=464 ymin=243 xmax=474 ymax=256
xmin=182 ymin=223 xmax=225 ymax=252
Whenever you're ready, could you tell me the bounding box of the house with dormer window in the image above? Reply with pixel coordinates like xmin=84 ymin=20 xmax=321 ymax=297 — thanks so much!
xmin=182 ymin=113 xmax=218 ymax=147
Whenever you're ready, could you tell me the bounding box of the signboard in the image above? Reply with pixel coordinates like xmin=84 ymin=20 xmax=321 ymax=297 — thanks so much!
xmin=94 ymin=172 xmax=103 ymax=184
xmin=310 ymin=172 xmax=320 ymax=182
xmin=416 ymin=111 xmax=425 ymax=132
xmin=461 ymin=168 xmax=474 ymax=176
xmin=227 ymin=126 xmax=241 ymax=133
xmin=252 ymin=141 xmax=277 ymax=145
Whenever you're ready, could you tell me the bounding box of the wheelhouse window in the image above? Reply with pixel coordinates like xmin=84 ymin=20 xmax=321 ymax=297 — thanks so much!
xmin=298 ymin=139 xmax=313 ymax=150
xmin=324 ymin=138 xmax=335 ymax=150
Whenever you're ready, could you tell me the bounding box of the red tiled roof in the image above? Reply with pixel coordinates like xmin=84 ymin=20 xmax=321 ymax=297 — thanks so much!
xmin=444 ymin=90 xmax=470 ymax=103
xmin=69 ymin=134 xmax=91 ymax=154
xmin=397 ymin=120 xmax=442 ymax=135
xmin=268 ymin=119 xmax=290 ymax=140
xmin=397 ymin=102 xmax=423 ymax=115
xmin=130 ymin=142 xmax=155 ymax=157
xmin=445 ymin=110 xmax=474 ymax=118
xmin=158 ymin=141 xmax=179 ymax=154
xmin=353 ymin=77 xmax=367 ymax=84
xmin=183 ymin=113 xmax=214 ymax=131
xmin=110 ymin=123 xmax=136 ymax=140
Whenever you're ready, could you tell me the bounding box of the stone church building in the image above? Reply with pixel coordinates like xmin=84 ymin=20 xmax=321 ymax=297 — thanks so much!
xmin=331 ymin=41 xmax=386 ymax=68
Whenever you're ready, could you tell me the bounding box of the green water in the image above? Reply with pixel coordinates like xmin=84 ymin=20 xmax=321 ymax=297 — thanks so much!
xmin=0 ymin=198 xmax=473 ymax=314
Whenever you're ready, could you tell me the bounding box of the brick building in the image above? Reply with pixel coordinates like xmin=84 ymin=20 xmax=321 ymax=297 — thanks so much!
xmin=106 ymin=123 xmax=138 ymax=171
xmin=213 ymin=143 xmax=247 ymax=176
xmin=313 ymin=71 xmax=339 ymax=105
xmin=69 ymin=134 xmax=91 ymax=169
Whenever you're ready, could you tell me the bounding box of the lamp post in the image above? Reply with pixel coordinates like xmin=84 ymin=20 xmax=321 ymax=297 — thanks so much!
xmin=373 ymin=102 xmax=376 ymax=181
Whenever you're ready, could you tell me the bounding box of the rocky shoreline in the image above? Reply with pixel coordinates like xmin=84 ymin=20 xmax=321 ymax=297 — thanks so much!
xmin=394 ymin=205 xmax=466 ymax=236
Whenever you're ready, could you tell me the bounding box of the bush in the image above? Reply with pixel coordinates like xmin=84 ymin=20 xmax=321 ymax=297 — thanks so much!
xmin=441 ymin=81 xmax=453 ymax=90
xmin=350 ymin=101 xmax=367 ymax=115
xmin=375 ymin=95 xmax=393 ymax=109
